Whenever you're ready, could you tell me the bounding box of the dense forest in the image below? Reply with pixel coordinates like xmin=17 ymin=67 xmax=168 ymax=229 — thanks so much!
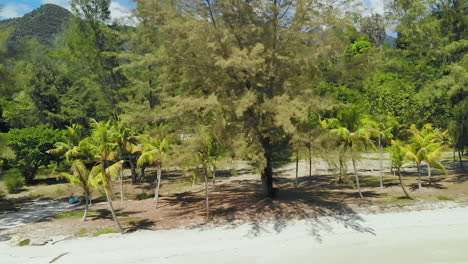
xmin=0 ymin=0 xmax=467 ymax=232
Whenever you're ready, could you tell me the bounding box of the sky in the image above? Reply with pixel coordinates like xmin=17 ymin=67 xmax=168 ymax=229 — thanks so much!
xmin=0 ymin=0 xmax=137 ymax=24
xmin=1 ymin=0 xmax=386 ymax=21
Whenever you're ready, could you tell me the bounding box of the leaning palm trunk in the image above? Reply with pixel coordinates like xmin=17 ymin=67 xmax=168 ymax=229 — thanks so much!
xmin=417 ymin=164 xmax=422 ymax=190
xmin=104 ymin=188 xmax=124 ymax=234
xmin=102 ymin=161 xmax=124 ymax=234
xmin=427 ymin=163 xmax=432 ymax=185
xmin=203 ymin=165 xmax=210 ymax=219
xmin=338 ymin=157 xmax=344 ymax=183
xmin=352 ymin=159 xmax=364 ymax=198
xmin=308 ymin=144 xmax=312 ymax=177
xmin=82 ymin=192 xmax=90 ymax=222
xmin=379 ymin=137 xmax=384 ymax=189
xmin=397 ymin=169 xmax=411 ymax=199
xmin=120 ymin=169 xmax=124 ymax=202
xmin=154 ymin=164 xmax=162 ymax=209
xmin=295 ymin=149 xmax=299 ymax=188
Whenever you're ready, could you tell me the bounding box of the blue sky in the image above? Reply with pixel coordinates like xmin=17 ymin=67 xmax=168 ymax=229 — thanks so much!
xmin=1 ymin=0 xmax=385 ymax=20
xmin=0 ymin=0 xmax=136 ymax=22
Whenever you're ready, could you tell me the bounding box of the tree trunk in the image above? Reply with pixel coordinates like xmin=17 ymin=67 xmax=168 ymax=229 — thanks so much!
xmin=338 ymin=157 xmax=344 ymax=183
xmin=212 ymin=165 xmax=216 ymax=186
xmin=295 ymin=148 xmax=299 ymax=188
xmin=261 ymin=138 xmax=274 ymax=197
xmin=120 ymin=168 xmax=124 ymax=202
xmin=261 ymin=154 xmax=274 ymax=197
xmin=82 ymin=193 xmax=89 ymax=222
xmin=203 ymin=165 xmax=210 ymax=219
xmin=129 ymin=161 xmax=138 ymax=184
xmin=352 ymin=159 xmax=364 ymax=198
xmin=459 ymin=150 xmax=465 ymax=170
xmin=398 ymin=169 xmax=411 ymax=199
xmin=101 ymin=160 xmax=124 ymax=234
xmin=428 ymin=163 xmax=432 ymax=185
xmin=417 ymin=164 xmax=422 ymax=190
xmin=154 ymin=164 xmax=162 ymax=209
xmin=308 ymin=144 xmax=312 ymax=177
xmin=379 ymin=137 xmax=384 ymax=189
xmin=105 ymin=189 xmax=124 ymax=234
xmin=139 ymin=167 xmax=146 ymax=183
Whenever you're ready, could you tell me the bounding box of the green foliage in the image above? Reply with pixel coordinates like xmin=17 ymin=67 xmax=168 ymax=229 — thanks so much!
xmin=17 ymin=239 xmax=30 ymax=246
xmin=3 ymin=168 xmax=25 ymax=194
xmin=390 ymin=140 xmax=406 ymax=170
xmin=5 ymin=125 xmax=62 ymax=182
xmin=345 ymin=36 xmax=373 ymax=57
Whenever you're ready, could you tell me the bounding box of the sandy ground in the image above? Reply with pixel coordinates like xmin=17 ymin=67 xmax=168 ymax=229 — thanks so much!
xmin=0 ymin=200 xmax=80 ymax=230
xmin=1 ymin=206 xmax=468 ymax=264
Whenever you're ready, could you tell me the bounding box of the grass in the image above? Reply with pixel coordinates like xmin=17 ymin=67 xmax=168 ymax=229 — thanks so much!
xmin=437 ymin=196 xmax=454 ymax=201
xmin=76 ymin=228 xmax=88 ymax=237
xmin=54 ymin=210 xmax=97 ymax=220
xmin=17 ymin=239 xmax=30 ymax=246
xmin=92 ymin=228 xmax=116 ymax=237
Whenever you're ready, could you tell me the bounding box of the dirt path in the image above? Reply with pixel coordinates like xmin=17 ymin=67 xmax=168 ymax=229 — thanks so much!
xmin=1 ymin=206 xmax=467 ymax=264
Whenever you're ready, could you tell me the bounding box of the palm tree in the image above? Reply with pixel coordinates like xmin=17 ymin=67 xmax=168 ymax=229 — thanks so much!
xmin=61 ymin=159 xmax=96 ymax=221
xmin=48 ymin=124 xmax=85 ymax=160
xmin=406 ymin=124 xmax=447 ymax=189
xmin=137 ymin=136 xmax=171 ymax=209
xmin=389 ymin=140 xmax=411 ymax=199
xmin=323 ymin=107 xmax=374 ymax=198
xmin=89 ymin=120 xmax=125 ymax=234
xmin=112 ymin=120 xmax=141 ymax=200
xmin=368 ymin=116 xmax=398 ymax=189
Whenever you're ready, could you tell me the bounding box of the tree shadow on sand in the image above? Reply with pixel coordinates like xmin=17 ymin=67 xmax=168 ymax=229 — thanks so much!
xmin=164 ymin=175 xmax=376 ymax=242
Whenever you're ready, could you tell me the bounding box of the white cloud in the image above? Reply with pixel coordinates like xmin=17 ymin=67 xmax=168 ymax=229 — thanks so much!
xmin=368 ymin=0 xmax=385 ymax=15
xmin=109 ymin=1 xmax=138 ymax=26
xmin=0 ymin=4 xmax=31 ymax=19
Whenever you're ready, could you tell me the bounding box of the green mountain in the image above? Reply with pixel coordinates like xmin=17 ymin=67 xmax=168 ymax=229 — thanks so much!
xmin=0 ymin=4 xmax=72 ymax=52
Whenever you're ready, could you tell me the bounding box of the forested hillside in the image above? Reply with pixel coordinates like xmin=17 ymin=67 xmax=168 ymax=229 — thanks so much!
xmin=0 ymin=4 xmax=72 ymax=53
xmin=0 ymin=0 xmax=467 ymax=227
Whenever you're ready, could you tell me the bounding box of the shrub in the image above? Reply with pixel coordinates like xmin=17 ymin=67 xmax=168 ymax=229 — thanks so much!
xmin=0 ymin=187 xmax=5 ymax=199
xmin=5 ymin=125 xmax=63 ymax=184
xmin=3 ymin=168 xmax=25 ymax=194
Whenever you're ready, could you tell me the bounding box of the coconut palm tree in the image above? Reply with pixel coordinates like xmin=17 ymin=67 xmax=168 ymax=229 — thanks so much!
xmin=323 ymin=107 xmax=375 ymax=198
xmin=137 ymin=136 xmax=171 ymax=209
xmin=406 ymin=124 xmax=447 ymax=189
xmin=89 ymin=119 xmax=125 ymax=234
xmin=389 ymin=140 xmax=411 ymax=199
xmin=362 ymin=116 xmax=398 ymax=189
xmin=48 ymin=124 xmax=85 ymax=160
xmin=194 ymin=136 xmax=221 ymax=218
xmin=112 ymin=120 xmax=141 ymax=200
xmin=61 ymin=159 xmax=96 ymax=221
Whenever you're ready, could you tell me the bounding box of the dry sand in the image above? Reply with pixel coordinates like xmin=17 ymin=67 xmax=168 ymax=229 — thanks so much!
xmin=1 ymin=205 xmax=467 ymax=264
